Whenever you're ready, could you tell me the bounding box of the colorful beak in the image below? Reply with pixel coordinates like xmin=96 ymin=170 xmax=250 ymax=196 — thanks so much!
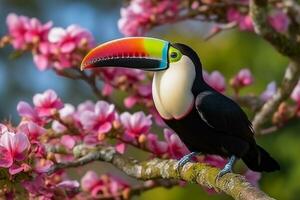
xmin=81 ymin=37 xmax=170 ymax=71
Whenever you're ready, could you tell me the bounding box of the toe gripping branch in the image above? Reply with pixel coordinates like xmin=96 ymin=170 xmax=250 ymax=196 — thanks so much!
xmin=217 ymin=155 xmax=236 ymax=178
xmin=177 ymin=152 xmax=200 ymax=173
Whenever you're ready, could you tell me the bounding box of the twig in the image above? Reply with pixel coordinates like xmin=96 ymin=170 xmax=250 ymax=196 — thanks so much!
xmin=77 ymin=69 xmax=105 ymax=100
xmin=252 ymin=59 xmax=300 ymax=134
xmin=204 ymin=21 xmax=237 ymax=41
xmin=233 ymin=95 xmax=265 ymax=112
xmin=47 ymin=145 xmax=275 ymax=200
xmin=260 ymin=126 xmax=278 ymax=135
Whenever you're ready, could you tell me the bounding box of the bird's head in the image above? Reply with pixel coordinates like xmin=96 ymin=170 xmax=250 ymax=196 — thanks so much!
xmin=81 ymin=37 xmax=203 ymax=78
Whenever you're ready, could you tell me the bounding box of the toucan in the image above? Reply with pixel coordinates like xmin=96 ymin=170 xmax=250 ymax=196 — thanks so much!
xmin=81 ymin=37 xmax=280 ymax=176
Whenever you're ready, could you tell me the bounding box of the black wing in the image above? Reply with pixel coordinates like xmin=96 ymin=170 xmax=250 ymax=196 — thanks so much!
xmin=195 ymin=91 xmax=254 ymax=142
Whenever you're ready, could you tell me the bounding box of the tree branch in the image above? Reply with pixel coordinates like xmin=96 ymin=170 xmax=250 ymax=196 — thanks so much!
xmin=250 ymin=0 xmax=300 ymax=59
xmin=48 ymin=145 xmax=275 ymax=200
xmin=249 ymin=0 xmax=300 ymax=133
xmin=253 ymin=61 xmax=300 ymax=133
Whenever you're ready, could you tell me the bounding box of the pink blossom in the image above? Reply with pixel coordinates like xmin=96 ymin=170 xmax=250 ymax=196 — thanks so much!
xmin=291 ymin=81 xmax=300 ymax=107
xmin=203 ymin=70 xmax=226 ymax=93
xmin=61 ymin=135 xmax=76 ymax=149
xmin=102 ymin=83 xmax=114 ymax=96
xmin=34 ymin=158 xmax=53 ymax=173
xmin=150 ymin=107 xmax=165 ymax=127
xmin=33 ymin=42 xmax=55 ymax=71
xmin=59 ymin=103 xmax=75 ymax=122
xmin=22 ymin=175 xmax=54 ymax=198
xmin=77 ymin=100 xmax=95 ymax=113
xmin=118 ymin=0 xmax=180 ymax=36
xmin=231 ymin=68 xmax=254 ymax=90
xmin=124 ymin=96 xmax=139 ymax=108
xmin=244 ymin=170 xmax=261 ymax=187
xmin=23 ymin=17 xmax=52 ymax=44
xmin=108 ymin=175 xmax=129 ymax=197
xmin=269 ymin=11 xmax=290 ymax=33
xmin=81 ymin=171 xmax=106 ymax=197
xmin=18 ymin=121 xmax=45 ymax=141
xmin=48 ymin=25 xmax=94 ymax=51
xmin=191 ymin=1 xmax=200 ymax=9
xmin=6 ymin=13 xmax=28 ymax=49
xmin=239 ymin=15 xmax=253 ymax=31
xmin=33 ymin=89 xmax=64 ymax=117
xmin=164 ymin=129 xmax=189 ymax=159
xmin=56 ymin=180 xmax=80 ymax=197
xmin=146 ymin=133 xmax=168 ymax=155
xmin=81 ymin=171 xmax=100 ymax=192
xmin=0 ymin=131 xmax=30 ymax=174
xmin=17 ymin=101 xmax=41 ymax=124
xmin=48 ymin=25 xmax=94 ymax=70
xmin=227 ymin=8 xmax=253 ymax=31
xmin=124 ymin=84 xmax=152 ymax=108
xmin=203 ymin=155 xmax=227 ymax=168
xmin=97 ymin=68 xmax=146 ymax=100
xmin=52 ymin=120 xmax=67 ymax=133
xmin=79 ymin=101 xmax=116 ymax=135
xmin=260 ymin=81 xmax=276 ymax=102
xmin=115 ymin=142 xmax=126 ymax=154
xmin=6 ymin=13 xmax=52 ymax=50
xmin=120 ymin=111 xmax=152 ymax=138
xmin=57 ymin=180 xmax=80 ymax=188
xmin=81 ymin=171 xmax=129 ymax=197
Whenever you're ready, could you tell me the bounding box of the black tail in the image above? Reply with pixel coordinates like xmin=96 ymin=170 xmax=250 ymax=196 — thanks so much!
xmin=242 ymin=145 xmax=280 ymax=172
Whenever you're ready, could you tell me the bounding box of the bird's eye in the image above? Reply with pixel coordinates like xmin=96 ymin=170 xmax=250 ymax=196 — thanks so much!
xmin=170 ymin=52 xmax=178 ymax=58
xmin=168 ymin=46 xmax=182 ymax=62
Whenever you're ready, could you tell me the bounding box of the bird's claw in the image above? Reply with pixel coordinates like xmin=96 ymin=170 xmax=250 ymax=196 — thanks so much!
xmin=176 ymin=152 xmax=199 ymax=174
xmin=216 ymin=166 xmax=232 ymax=180
xmin=216 ymin=155 xmax=236 ymax=181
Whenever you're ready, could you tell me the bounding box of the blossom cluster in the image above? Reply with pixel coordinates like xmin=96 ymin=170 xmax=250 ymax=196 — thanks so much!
xmin=6 ymin=13 xmax=94 ymax=71
xmin=118 ymin=0 xmax=290 ymax=36
xmin=118 ymin=0 xmax=180 ymax=36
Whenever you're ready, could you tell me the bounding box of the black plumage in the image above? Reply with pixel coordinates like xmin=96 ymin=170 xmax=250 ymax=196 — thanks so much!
xmin=164 ymin=43 xmax=280 ymax=172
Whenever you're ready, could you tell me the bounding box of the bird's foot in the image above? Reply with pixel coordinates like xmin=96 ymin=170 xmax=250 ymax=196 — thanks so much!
xmin=216 ymin=155 xmax=236 ymax=180
xmin=177 ymin=152 xmax=200 ymax=174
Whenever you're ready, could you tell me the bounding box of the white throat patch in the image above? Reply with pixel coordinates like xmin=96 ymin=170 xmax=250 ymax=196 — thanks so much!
xmin=152 ymin=55 xmax=196 ymax=119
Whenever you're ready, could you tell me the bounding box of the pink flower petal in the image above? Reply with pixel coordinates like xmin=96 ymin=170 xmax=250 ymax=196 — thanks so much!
xmin=0 ymin=146 xmax=13 ymax=168
xmin=115 ymin=143 xmax=126 ymax=154
xmin=61 ymin=135 xmax=76 ymax=149
xmin=33 ymin=54 xmax=49 ymax=71
xmin=61 ymin=41 xmax=76 ymax=53
xmin=13 ymin=133 xmax=30 ymax=159
xmin=9 ymin=164 xmax=24 ymax=175
xmin=48 ymin=27 xmax=66 ymax=43
xmin=81 ymin=171 xmax=99 ymax=191
xmin=98 ymin=122 xmax=112 ymax=134
xmin=17 ymin=101 xmax=37 ymax=119
xmin=0 ymin=131 xmax=14 ymax=151
xmin=124 ymin=96 xmax=138 ymax=108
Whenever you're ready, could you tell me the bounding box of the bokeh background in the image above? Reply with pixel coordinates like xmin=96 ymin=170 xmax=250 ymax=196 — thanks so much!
xmin=0 ymin=0 xmax=299 ymax=199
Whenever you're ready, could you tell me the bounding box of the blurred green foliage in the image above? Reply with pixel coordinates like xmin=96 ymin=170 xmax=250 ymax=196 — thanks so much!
xmin=1 ymin=1 xmax=299 ymax=199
